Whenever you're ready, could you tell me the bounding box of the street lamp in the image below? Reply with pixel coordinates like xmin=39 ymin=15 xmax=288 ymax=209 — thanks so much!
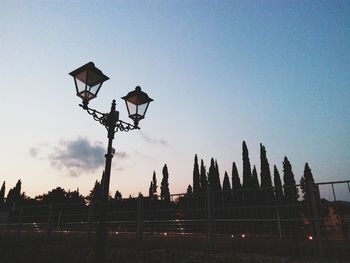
xmin=69 ymin=62 xmax=153 ymax=263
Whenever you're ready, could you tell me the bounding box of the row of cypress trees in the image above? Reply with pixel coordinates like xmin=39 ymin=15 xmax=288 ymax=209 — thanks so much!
xmin=189 ymin=141 xmax=315 ymax=207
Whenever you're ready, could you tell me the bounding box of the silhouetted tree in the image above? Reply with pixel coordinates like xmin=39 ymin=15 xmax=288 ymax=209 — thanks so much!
xmin=283 ymin=156 xmax=298 ymax=204
xmin=222 ymin=171 xmax=232 ymax=206
xmin=66 ymin=188 xmax=85 ymax=205
xmin=273 ymin=165 xmax=284 ymax=204
xmin=149 ymin=171 xmax=158 ymax=199
xmin=260 ymin=144 xmax=274 ymax=205
xmin=87 ymin=180 xmax=102 ymax=202
xmin=208 ymin=158 xmax=221 ymax=192
xmin=193 ymin=154 xmax=200 ymax=193
xmin=6 ymin=179 xmax=22 ymax=209
xmin=37 ymin=187 xmax=67 ymax=204
xmin=0 ymin=181 xmax=5 ymax=207
xmin=187 ymin=185 xmax=193 ymax=195
xmin=148 ymin=181 xmax=153 ymax=198
xmin=199 ymin=159 xmax=207 ymax=192
xmin=300 ymin=163 xmax=320 ymax=202
xmin=215 ymin=160 xmax=222 ymax=191
xmin=161 ymin=164 xmax=170 ymax=202
xmin=242 ymin=141 xmax=252 ymax=205
xmin=252 ymin=165 xmax=260 ymax=204
xmin=114 ymin=190 xmax=122 ymax=200
xmin=231 ymin=162 xmax=242 ymax=206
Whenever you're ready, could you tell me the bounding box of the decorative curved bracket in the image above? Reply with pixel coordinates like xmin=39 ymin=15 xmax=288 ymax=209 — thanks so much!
xmin=79 ymin=104 xmax=139 ymax=134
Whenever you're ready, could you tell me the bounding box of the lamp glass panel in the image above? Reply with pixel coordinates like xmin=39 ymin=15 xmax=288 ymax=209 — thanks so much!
xmin=127 ymin=101 xmax=137 ymax=116
xmin=137 ymin=102 xmax=148 ymax=117
xmin=75 ymin=74 xmax=87 ymax=94
xmin=88 ymin=83 xmax=101 ymax=97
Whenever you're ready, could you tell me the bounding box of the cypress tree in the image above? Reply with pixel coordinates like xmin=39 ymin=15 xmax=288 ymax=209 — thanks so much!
xmin=273 ymin=165 xmax=283 ymax=204
xmin=260 ymin=144 xmax=274 ymax=205
xmin=148 ymin=182 xmax=153 ymax=197
xmin=242 ymin=141 xmax=252 ymax=189
xmin=0 ymin=181 xmax=5 ymax=207
xmin=283 ymin=156 xmax=298 ymax=204
xmin=300 ymin=163 xmax=320 ymax=202
xmin=214 ymin=160 xmax=222 ymax=192
xmin=87 ymin=180 xmax=102 ymax=202
xmin=222 ymin=171 xmax=232 ymax=206
xmin=242 ymin=141 xmax=252 ymax=204
xmin=208 ymin=158 xmax=216 ymax=192
xmin=152 ymin=171 xmax=157 ymax=198
xmin=231 ymin=162 xmax=242 ymax=206
xmin=193 ymin=154 xmax=200 ymax=193
xmin=252 ymin=166 xmax=259 ymax=188
xmin=200 ymin=159 xmax=207 ymax=192
xmin=223 ymin=171 xmax=231 ymax=191
xmin=252 ymin=165 xmax=260 ymax=205
xmin=6 ymin=180 xmax=22 ymax=208
xmin=161 ymin=164 xmax=170 ymax=202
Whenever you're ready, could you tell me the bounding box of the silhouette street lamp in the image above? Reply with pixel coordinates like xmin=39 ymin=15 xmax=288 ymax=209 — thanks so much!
xmin=69 ymin=62 xmax=153 ymax=263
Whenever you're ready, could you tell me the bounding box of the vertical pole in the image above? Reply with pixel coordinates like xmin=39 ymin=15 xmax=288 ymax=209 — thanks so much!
xmin=47 ymin=203 xmax=53 ymax=240
xmin=331 ymin=184 xmax=336 ymax=201
xmin=207 ymin=188 xmax=214 ymax=253
xmin=87 ymin=202 xmax=94 ymax=241
xmin=136 ymin=196 xmax=144 ymax=252
xmin=57 ymin=210 xmax=62 ymax=232
xmin=276 ymin=209 xmax=282 ymax=239
xmin=95 ymin=100 xmax=118 ymax=263
xmin=308 ymin=182 xmax=323 ymax=257
xmin=17 ymin=206 xmax=24 ymax=242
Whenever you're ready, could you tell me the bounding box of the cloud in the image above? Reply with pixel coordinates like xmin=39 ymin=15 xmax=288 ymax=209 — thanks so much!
xmin=29 ymin=147 xmax=38 ymax=158
xmin=139 ymin=132 xmax=168 ymax=146
xmin=49 ymin=137 xmax=106 ymax=177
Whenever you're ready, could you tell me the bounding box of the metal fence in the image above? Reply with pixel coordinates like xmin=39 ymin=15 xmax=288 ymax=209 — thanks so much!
xmin=0 ymin=180 xmax=349 ymax=260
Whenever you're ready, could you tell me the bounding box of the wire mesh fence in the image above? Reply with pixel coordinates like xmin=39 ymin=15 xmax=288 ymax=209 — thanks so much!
xmin=0 ymin=180 xmax=349 ymax=261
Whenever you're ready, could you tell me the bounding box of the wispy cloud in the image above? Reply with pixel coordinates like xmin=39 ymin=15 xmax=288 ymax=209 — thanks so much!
xmin=29 ymin=138 xmax=129 ymax=177
xmin=29 ymin=147 xmax=38 ymax=158
xmin=139 ymin=132 xmax=168 ymax=146
xmin=48 ymin=137 xmax=105 ymax=177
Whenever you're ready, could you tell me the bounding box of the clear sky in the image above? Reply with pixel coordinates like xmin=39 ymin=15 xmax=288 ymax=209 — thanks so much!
xmin=0 ymin=1 xmax=349 ymax=199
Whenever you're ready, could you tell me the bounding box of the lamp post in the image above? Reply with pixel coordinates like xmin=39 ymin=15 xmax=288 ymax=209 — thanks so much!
xmin=69 ymin=62 xmax=153 ymax=263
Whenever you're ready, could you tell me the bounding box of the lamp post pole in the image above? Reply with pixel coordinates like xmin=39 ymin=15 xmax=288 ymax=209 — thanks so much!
xmin=96 ymin=100 xmax=117 ymax=263
xmin=69 ymin=62 xmax=153 ymax=263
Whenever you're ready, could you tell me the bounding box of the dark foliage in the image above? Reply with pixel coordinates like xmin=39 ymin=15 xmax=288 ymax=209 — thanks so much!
xmin=273 ymin=165 xmax=284 ymax=204
xmin=199 ymin=159 xmax=207 ymax=192
xmin=0 ymin=181 xmax=5 ymax=208
xmin=161 ymin=164 xmax=170 ymax=202
xmin=193 ymin=154 xmax=200 ymax=193
xmin=260 ymin=144 xmax=274 ymax=205
xmin=242 ymin=141 xmax=253 ymax=205
xmin=222 ymin=171 xmax=232 ymax=207
xmin=283 ymin=156 xmax=298 ymax=204
xmin=231 ymin=162 xmax=242 ymax=206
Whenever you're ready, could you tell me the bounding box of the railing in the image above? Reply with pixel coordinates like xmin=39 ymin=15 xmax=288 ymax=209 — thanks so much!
xmin=0 ymin=180 xmax=349 ymax=260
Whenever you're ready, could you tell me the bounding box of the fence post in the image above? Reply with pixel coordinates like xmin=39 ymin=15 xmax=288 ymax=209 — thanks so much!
xmin=307 ymin=182 xmax=323 ymax=257
xmin=136 ymin=196 xmax=144 ymax=252
xmin=17 ymin=206 xmax=24 ymax=242
xmin=207 ymin=189 xmax=214 ymax=253
xmin=87 ymin=202 xmax=94 ymax=241
xmin=57 ymin=210 xmax=62 ymax=232
xmin=47 ymin=203 xmax=53 ymax=240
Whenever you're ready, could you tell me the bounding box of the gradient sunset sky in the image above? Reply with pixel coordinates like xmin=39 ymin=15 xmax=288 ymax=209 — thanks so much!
xmin=1 ymin=1 xmax=349 ymax=199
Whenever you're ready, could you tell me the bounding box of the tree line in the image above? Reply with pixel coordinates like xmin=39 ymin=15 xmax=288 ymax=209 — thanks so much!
xmin=0 ymin=140 xmax=316 ymax=210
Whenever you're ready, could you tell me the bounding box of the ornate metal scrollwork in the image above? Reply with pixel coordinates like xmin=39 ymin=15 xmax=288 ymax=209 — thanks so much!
xmin=79 ymin=104 xmax=139 ymax=134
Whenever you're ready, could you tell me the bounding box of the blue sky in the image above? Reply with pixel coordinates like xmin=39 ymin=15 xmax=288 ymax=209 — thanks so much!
xmin=0 ymin=1 xmax=349 ymax=198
